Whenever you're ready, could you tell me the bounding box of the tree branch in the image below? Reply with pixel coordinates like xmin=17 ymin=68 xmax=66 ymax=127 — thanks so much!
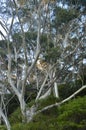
xmin=36 ymin=85 xmax=86 ymax=114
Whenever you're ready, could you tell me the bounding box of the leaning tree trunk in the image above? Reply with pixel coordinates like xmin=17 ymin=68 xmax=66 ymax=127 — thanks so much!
xmin=0 ymin=108 xmax=11 ymax=130
xmin=53 ymin=82 xmax=59 ymax=98
xmin=53 ymin=69 xmax=59 ymax=98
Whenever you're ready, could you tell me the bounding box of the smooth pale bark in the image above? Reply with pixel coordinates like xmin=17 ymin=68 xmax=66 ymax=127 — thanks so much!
xmin=39 ymin=88 xmax=51 ymax=100
xmin=36 ymin=73 xmax=49 ymax=100
xmin=36 ymin=85 xmax=86 ymax=114
xmin=53 ymin=82 xmax=59 ymax=98
xmin=0 ymin=109 xmax=11 ymax=130
xmin=7 ymin=0 xmax=41 ymax=123
xmin=53 ymin=70 xmax=59 ymax=98
xmin=26 ymin=85 xmax=86 ymax=122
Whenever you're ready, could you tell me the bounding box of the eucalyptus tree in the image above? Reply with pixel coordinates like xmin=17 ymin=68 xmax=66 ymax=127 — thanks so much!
xmin=0 ymin=0 xmax=86 ymax=128
xmin=44 ymin=0 xmax=86 ymax=88
xmin=0 ymin=56 xmax=11 ymax=130
xmin=33 ymin=0 xmax=86 ymax=101
xmin=0 ymin=0 xmax=56 ymax=123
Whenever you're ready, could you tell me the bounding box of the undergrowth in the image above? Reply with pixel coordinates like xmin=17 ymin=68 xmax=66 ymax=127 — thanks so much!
xmin=0 ymin=96 xmax=86 ymax=130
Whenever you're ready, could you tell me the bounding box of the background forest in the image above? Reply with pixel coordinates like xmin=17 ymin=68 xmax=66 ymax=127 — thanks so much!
xmin=0 ymin=0 xmax=86 ymax=130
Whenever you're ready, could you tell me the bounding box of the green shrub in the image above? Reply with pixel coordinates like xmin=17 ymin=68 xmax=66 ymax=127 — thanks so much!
xmin=9 ymin=95 xmax=86 ymax=130
xmin=57 ymin=96 xmax=86 ymax=130
xmin=37 ymin=95 xmax=60 ymax=110
xmin=9 ymin=108 xmax=22 ymax=124
xmin=11 ymin=123 xmax=29 ymax=130
xmin=0 ymin=125 xmax=6 ymax=130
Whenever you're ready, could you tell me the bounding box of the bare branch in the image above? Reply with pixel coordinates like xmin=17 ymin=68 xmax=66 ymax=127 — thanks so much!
xmin=36 ymin=85 xmax=86 ymax=114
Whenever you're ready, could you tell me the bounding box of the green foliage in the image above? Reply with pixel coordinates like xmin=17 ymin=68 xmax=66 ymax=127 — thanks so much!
xmin=6 ymin=95 xmax=19 ymax=115
xmin=25 ymin=32 xmax=37 ymax=43
xmin=9 ymin=108 xmax=22 ymax=124
xmin=57 ymin=121 xmax=86 ymax=130
xmin=40 ymin=34 xmax=48 ymax=44
xmin=9 ymin=96 xmax=86 ymax=130
xmin=57 ymin=96 xmax=86 ymax=130
xmin=0 ymin=40 xmax=7 ymax=58
xmin=11 ymin=123 xmax=29 ymax=130
xmin=0 ymin=40 xmax=7 ymax=48
xmin=37 ymin=95 xmax=60 ymax=110
xmin=66 ymin=0 xmax=86 ymax=6
xmin=12 ymin=31 xmax=37 ymax=50
xmin=45 ymin=46 xmax=61 ymax=62
xmin=40 ymin=34 xmax=54 ymax=51
xmin=0 ymin=48 xmax=7 ymax=55
xmin=11 ymin=121 xmax=57 ymax=130
xmin=12 ymin=33 xmax=22 ymax=48
xmin=58 ymin=79 xmax=86 ymax=99
xmin=54 ymin=7 xmax=78 ymax=26
xmin=25 ymin=84 xmax=37 ymax=103
xmin=9 ymin=95 xmax=59 ymax=129
xmin=0 ymin=125 xmax=6 ymax=130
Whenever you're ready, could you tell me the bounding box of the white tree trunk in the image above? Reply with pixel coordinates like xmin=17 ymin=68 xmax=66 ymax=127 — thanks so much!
xmin=53 ymin=70 xmax=59 ymax=98
xmin=39 ymin=88 xmax=51 ymax=100
xmin=26 ymin=105 xmax=37 ymax=122
xmin=36 ymin=73 xmax=49 ymax=100
xmin=53 ymin=82 xmax=59 ymax=98
xmin=0 ymin=108 xmax=11 ymax=130
xmin=18 ymin=94 xmax=27 ymax=122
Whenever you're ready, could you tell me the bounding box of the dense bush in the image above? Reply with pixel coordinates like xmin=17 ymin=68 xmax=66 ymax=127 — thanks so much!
xmin=0 ymin=125 xmax=6 ymax=130
xmin=9 ymin=108 xmax=22 ymax=124
xmin=57 ymin=96 xmax=86 ymax=130
xmin=1 ymin=96 xmax=86 ymax=130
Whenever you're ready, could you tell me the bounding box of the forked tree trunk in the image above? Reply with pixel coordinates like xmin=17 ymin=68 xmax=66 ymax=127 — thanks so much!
xmin=19 ymin=94 xmax=36 ymax=123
